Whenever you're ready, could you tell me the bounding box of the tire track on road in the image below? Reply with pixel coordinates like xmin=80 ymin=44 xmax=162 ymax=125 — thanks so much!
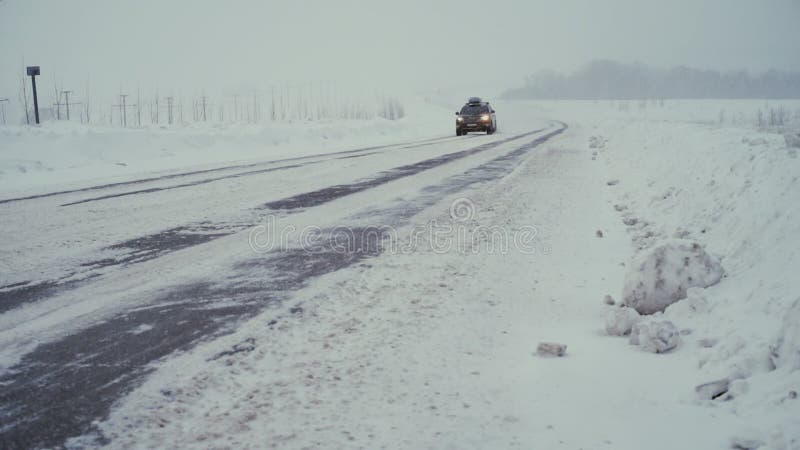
xmin=262 ymin=128 xmax=547 ymax=210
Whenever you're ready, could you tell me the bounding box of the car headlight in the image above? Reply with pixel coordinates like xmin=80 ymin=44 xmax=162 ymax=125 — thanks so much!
xmin=457 ymin=117 xmax=463 ymax=122
xmin=481 ymin=114 xmax=490 ymax=121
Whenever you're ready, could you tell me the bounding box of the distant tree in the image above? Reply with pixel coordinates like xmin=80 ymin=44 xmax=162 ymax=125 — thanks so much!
xmin=270 ymin=89 xmax=276 ymax=122
xmin=83 ymin=79 xmax=92 ymax=124
xmin=19 ymin=72 xmax=30 ymax=124
xmin=53 ymin=82 xmax=61 ymax=120
xmin=503 ymin=61 xmax=800 ymax=100
xmin=136 ymin=88 xmax=142 ymax=127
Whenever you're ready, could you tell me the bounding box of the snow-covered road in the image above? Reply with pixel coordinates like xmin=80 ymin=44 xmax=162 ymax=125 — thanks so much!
xmin=0 ymin=110 xmax=561 ymax=447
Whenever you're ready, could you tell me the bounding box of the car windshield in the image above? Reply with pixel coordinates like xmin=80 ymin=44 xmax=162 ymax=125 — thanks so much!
xmin=460 ymin=104 xmax=489 ymax=115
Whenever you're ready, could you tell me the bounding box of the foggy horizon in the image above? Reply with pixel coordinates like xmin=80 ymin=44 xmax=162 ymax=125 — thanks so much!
xmin=2 ymin=0 xmax=799 ymax=100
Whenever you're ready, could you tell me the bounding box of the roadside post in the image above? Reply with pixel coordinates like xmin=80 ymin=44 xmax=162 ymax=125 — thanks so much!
xmin=26 ymin=66 xmax=41 ymax=124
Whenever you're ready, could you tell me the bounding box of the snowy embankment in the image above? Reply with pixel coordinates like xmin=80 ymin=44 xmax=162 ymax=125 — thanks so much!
xmin=70 ymin=100 xmax=799 ymax=449
xmin=0 ymin=98 xmax=449 ymax=197
xmin=581 ymin=99 xmax=800 ymax=449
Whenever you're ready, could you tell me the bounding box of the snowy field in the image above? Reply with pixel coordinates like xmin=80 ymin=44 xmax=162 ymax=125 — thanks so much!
xmin=0 ymin=98 xmax=448 ymax=197
xmin=2 ymin=99 xmax=800 ymax=449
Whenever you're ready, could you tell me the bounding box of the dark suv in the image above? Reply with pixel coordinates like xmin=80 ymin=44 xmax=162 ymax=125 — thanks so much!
xmin=455 ymin=97 xmax=497 ymax=136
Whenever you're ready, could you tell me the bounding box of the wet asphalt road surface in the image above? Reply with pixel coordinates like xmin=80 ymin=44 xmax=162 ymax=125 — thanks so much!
xmin=0 ymin=123 xmax=565 ymax=449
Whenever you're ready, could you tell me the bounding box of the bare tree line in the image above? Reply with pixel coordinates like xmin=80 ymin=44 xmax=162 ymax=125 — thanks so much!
xmin=504 ymin=60 xmax=800 ymax=100
xmin=4 ymin=74 xmax=405 ymax=127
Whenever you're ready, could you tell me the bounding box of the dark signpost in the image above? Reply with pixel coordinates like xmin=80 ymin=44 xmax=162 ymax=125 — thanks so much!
xmin=26 ymin=66 xmax=41 ymax=124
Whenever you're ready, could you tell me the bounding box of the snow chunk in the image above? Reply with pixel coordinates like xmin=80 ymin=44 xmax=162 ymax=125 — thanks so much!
xmin=695 ymin=378 xmax=730 ymax=400
xmin=697 ymin=337 xmax=718 ymax=348
xmin=536 ymin=342 xmax=567 ymax=357
xmin=773 ymin=298 xmax=800 ymax=371
xmin=623 ymin=240 xmax=724 ymax=315
xmin=604 ymin=307 xmax=640 ymax=336
xmin=630 ymin=320 xmax=680 ymax=353
xmin=729 ymin=436 xmax=764 ymax=450
xmin=129 ymin=324 xmax=154 ymax=335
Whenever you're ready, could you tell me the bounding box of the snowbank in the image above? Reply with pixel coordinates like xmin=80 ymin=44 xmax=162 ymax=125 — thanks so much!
xmin=570 ymin=98 xmax=800 ymax=448
xmin=622 ymin=239 xmax=724 ymax=315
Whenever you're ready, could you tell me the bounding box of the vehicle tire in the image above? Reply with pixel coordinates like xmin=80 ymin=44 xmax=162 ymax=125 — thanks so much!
xmin=487 ymin=126 xmax=494 ymax=135
xmin=456 ymin=129 xmax=462 ymax=136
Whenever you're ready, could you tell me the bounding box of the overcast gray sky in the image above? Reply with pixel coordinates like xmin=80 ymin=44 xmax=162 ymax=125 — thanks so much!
xmin=1 ymin=0 xmax=799 ymax=98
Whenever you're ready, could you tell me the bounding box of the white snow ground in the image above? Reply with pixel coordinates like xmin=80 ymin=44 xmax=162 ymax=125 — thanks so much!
xmin=3 ymin=99 xmax=799 ymax=449
xmin=0 ymin=98 xmax=448 ymax=197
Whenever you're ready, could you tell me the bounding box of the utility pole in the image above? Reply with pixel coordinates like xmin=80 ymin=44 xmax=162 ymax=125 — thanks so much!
xmin=119 ymin=94 xmax=128 ymax=126
xmin=253 ymin=91 xmax=258 ymax=123
xmin=0 ymin=98 xmax=9 ymax=125
xmin=271 ymin=87 xmax=276 ymax=122
xmin=166 ymin=96 xmax=174 ymax=125
xmin=154 ymin=94 xmax=159 ymax=124
xmin=113 ymin=94 xmax=136 ymax=127
xmin=61 ymin=90 xmax=81 ymax=121
xmin=53 ymin=89 xmax=62 ymax=120
xmin=26 ymin=66 xmax=41 ymax=124
xmin=63 ymin=91 xmax=71 ymax=120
